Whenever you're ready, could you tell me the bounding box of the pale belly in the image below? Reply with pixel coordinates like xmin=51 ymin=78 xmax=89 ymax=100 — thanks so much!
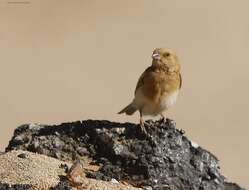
xmin=134 ymin=89 xmax=179 ymax=116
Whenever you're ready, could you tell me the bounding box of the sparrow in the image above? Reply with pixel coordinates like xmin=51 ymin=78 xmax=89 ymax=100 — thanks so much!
xmin=118 ymin=48 xmax=182 ymax=133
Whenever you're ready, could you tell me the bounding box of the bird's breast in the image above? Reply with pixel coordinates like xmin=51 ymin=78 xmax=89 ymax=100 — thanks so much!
xmin=160 ymin=90 xmax=179 ymax=110
xmin=135 ymin=88 xmax=179 ymax=116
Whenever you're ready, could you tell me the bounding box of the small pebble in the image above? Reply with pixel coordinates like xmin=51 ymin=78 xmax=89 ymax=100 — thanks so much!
xmin=17 ymin=153 xmax=28 ymax=159
xmin=142 ymin=186 xmax=153 ymax=190
xmin=179 ymin=129 xmax=185 ymax=134
xmin=28 ymin=123 xmax=42 ymax=130
xmin=191 ymin=141 xmax=199 ymax=148
xmin=110 ymin=178 xmax=119 ymax=184
xmin=76 ymin=147 xmax=89 ymax=156
xmin=13 ymin=136 xmax=24 ymax=144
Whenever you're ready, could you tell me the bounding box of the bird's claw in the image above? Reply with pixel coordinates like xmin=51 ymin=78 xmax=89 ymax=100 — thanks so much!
xmin=139 ymin=119 xmax=147 ymax=135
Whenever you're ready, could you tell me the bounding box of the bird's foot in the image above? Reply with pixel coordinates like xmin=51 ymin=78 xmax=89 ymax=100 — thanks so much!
xmin=139 ymin=118 xmax=147 ymax=135
xmin=139 ymin=123 xmax=147 ymax=134
xmin=160 ymin=114 xmax=166 ymax=123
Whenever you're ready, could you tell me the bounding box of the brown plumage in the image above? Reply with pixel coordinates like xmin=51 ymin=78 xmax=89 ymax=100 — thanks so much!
xmin=118 ymin=48 xmax=182 ymax=133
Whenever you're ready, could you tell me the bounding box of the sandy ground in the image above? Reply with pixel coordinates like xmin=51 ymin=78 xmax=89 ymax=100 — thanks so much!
xmin=0 ymin=150 xmax=65 ymax=189
xmin=0 ymin=0 xmax=248 ymax=188
xmin=0 ymin=150 xmax=141 ymax=190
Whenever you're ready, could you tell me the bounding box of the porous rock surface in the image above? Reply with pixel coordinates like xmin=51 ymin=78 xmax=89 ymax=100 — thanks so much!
xmin=5 ymin=119 xmax=245 ymax=190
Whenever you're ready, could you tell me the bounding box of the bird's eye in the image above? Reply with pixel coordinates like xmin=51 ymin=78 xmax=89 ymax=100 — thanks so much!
xmin=164 ymin=53 xmax=170 ymax=57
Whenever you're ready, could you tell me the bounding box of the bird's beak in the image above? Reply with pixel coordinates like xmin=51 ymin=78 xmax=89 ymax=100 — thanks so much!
xmin=152 ymin=53 xmax=160 ymax=60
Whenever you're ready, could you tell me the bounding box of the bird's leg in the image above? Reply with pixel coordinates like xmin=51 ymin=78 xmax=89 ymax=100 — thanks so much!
xmin=160 ymin=113 xmax=166 ymax=123
xmin=139 ymin=110 xmax=147 ymax=134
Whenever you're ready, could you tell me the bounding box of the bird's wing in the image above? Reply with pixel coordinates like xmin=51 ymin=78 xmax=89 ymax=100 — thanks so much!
xmin=135 ymin=66 xmax=181 ymax=100
xmin=134 ymin=66 xmax=161 ymax=100
xmin=135 ymin=66 xmax=154 ymax=93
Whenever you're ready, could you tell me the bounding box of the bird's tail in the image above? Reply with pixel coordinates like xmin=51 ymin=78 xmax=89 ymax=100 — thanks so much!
xmin=118 ymin=102 xmax=137 ymax=115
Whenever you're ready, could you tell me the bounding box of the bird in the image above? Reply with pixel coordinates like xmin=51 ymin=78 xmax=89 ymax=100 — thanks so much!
xmin=118 ymin=48 xmax=182 ymax=133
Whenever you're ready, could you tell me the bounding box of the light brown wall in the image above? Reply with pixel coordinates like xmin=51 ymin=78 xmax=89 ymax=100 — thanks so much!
xmin=0 ymin=0 xmax=248 ymax=188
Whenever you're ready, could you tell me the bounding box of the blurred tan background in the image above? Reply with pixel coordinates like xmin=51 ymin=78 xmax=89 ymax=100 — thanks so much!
xmin=0 ymin=0 xmax=248 ymax=188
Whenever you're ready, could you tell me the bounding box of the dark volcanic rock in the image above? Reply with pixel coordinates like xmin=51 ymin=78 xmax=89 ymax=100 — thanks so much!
xmin=52 ymin=176 xmax=72 ymax=190
xmin=6 ymin=119 xmax=245 ymax=190
xmin=0 ymin=183 xmax=32 ymax=190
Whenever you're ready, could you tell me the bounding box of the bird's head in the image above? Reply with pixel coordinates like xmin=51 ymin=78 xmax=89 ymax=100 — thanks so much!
xmin=152 ymin=48 xmax=180 ymax=72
